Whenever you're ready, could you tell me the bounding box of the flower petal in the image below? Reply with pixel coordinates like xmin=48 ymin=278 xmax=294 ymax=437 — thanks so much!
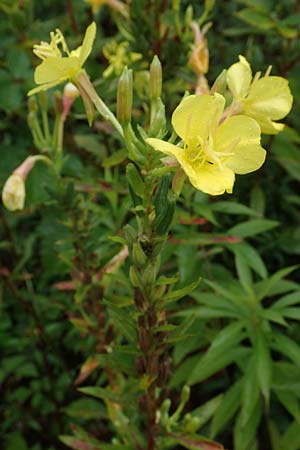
xmin=188 ymin=162 xmax=235 ymax=195
xmin=79 ymin=21 xmax=96 ymax=66
xmin=34 ymin=57 xmax=80 ymax=84
xmin=246 ymin=112 xmax=285 ymax=135
xmin=171 ymin=94 xmax=225 ymax=141
xmin=227 ymin=55 xmax=252 ymax=100
xmin=243 ymin=76 xmax=293 ymax=120
xmin=146 ymin=138 xmax=234 ymax=195
xmin=28 ymin=80 xmax=62 ymax=96
xmin=146 ymin=138 xmax=183 ymax=158
xmin=216 ymin=115 xmax=266 ymax=174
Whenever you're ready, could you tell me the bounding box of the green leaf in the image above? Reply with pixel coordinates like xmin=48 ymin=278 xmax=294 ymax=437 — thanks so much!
xmin=241 ymin=358 xmax=260 ymax=426
xmin=235 ymin=251 xmax=254 ymax=295
xmin=234 ymin=401 xmax=262 ymax=450
xmin=271 ymin=333 xmax=300 ymax=367
xmin=188 ymin=322 xmax=247 ymax=385
xmin=227 ymin=219 xmax=279 ymax=238
xmin=275 ymin=390 xmax=300 ymax=422
xmin=78 ymin=386 xmax=120 ymax=403
xmin=190 ymin=395 xmax=224 ymax=430
xmin=211 ymin=201 xmax=260 ymax=216
xmin=255 ymin=266 xmax=299 ymax=301
xmin=273 ymin=291 xmax=300 ymax=309
xmin=236 ymin=8 xmax=275 ymax=30
xmin=102 ymin=149 xmax=127 ymax=167
xmin=165 ymin=278 xmax=201 ymax=303
xmin=254 ymin=331 xmax=272 ymax=404
xmin=210 ymin=381 xmax=242 ymax=439
xmin=281 ymin=421 xmax=300 ymax=450
xmin=228 ymin=242 xmax=267 ymax=279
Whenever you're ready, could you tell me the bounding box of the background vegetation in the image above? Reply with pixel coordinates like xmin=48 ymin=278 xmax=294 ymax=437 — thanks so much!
xmin=1 ymin=1 xmax=300 ymax=449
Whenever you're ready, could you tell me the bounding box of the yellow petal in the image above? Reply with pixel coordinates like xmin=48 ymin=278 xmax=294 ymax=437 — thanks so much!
xmin=227 ymin=55 xmax=252 ymax=100
xmin=28 ymin=80 xmax=62 ymax=95
xmin=216 ymin=115 xmax=266 ymax=174
xmin=79 ymin=21 xmax=96 ymax=66
xmin=34 ymin=57 xmax=80 ymax=84
xmin=243 ymin=76 xmax=293 ymax=120
xmin=188 ymin=162 xmax=235 ymax=195
xmin=246 ymin=112 xmax=285 ymax=135
xmin=146 ymin=138 xmax=234 ymax=195
xmin=146 ymin=138 xmax=183 ymax=158
xmin=171 ymin=94 xmax=225 ymax=141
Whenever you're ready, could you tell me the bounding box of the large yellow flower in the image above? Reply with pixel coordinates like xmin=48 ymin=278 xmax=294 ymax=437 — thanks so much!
xmin=227 ymin=55 xmax=293 ymax=134
xmin=28 ymin=22 xmax=96 ymax=96
xmin=146 ymin=94 xmax=266 ymax=196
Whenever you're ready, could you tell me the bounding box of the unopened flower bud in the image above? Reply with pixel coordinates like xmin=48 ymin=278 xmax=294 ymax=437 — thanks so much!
xmin=117 ymin=67 xmax=132 ymax=124
xmin=132 ymin=243 xmax=147 ymax=268
xmin=54 ymin=91 xmax=63 ymax=115
xmin=62 ymin=82 xmax=80 ymax=120
xmin=38 ymin=91 xmax=48 ymax=111
xmin=150 ymin=55 xmax=162 ymax=99
xmin=188 ymin=22 xmax=209 ymax=76
xmin=211 ymin=69 xmax=227 ymax=94
xmin=27 ymin=96 xmax=38 ymax=112
xmin=2 ymin=174 xmax=25 ymax=211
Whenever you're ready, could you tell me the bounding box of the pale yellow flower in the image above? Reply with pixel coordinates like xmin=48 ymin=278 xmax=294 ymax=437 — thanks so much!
xmin=227 ymin=55 xmax=293 ymax=134
xmin=28 ymin=22 xmax=96 ymax=96
xmin=147 ymin=94 xmax=266 ymax=196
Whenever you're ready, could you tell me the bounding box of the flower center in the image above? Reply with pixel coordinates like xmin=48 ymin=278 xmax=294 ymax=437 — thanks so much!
xmin=33 ymin=29 xmax=70 ymax=60
xmin=184 ymin=134 xmax=227 ymax=170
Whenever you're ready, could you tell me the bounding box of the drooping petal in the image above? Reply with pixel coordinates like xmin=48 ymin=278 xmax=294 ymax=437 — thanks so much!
xmin=215 ymin=115 xmax=266 ymax=174
xmin=188 ymin=162 xmax=235 ymax=195
xmin=146 ymin=138 xmax=183 ymax=159
xmin=79 ymin=21 xmax=97 ymax=66
xmin=28 ymin=80 xmax=63 ymax=96
xmin=171 ymin=94 xmax=225 ymax=141
xmin=246 ymin=112 xmax=285 ymax=134
xmin=227 ymin=55 xmax=252 ymax=100
xmin=34 ymin=56 xmax=81 ymax=84
xmin=243 ymin=76 xmax=293 ymax=120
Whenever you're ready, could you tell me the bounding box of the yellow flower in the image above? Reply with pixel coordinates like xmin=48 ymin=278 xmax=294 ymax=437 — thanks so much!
xmin=2 ymin=174 xmax=25 ymax=211
xmin=146 ymin=94 xmax=266 ymax=196
xmin=227 ymin=55 xmax=293 ymax=134
xmin=28 ymin=22 xmax=96 ymax=96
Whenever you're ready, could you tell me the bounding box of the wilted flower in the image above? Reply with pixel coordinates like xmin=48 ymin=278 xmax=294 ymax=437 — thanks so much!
xmin=147 ymin=94 xmax=266 ymax=196
xmin=2 ymin=156 xmax=51 ymax=211
xmin=28 ymin=22 xmax=96 ymax=96
xmin=227 ymin=55 xmax=293 ymax=134
xmin=2 ymin=174 xmax=25 ymax=211
xmin=188 ymin=22 xmax=209 ymax=76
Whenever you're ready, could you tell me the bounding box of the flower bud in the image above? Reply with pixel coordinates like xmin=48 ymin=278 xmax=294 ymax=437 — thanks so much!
xmin=132 ymin=243 xmax=147 ymax=268
xmin=38 ymin=91 xmax=48 ymax=111
xmin=211 ymin=69 xmax=227 ymax=94
xmin=117 ymin=67 xmax=133 ymax=124
xmin=27 ymin=96 xmax=38 ymax=112
xmin=2 ymin=174 xmax=25 ymax=211
xmin=62 ymin=82 xmax=80 ymax=120
xmin=150 ymin=55 xmax=162 ymax=99
xmin=54 ymin=90 xmax=63 ymax=115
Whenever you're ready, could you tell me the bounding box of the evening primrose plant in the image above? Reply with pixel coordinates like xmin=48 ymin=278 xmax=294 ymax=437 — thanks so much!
xmin=1 ymin=15 xmax=294 ymax=450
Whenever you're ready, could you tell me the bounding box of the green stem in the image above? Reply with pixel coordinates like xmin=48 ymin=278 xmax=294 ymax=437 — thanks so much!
xmin=75 ymin=70 xmax=124 ymax=137
xmin=42 ymin=108 xmax=51 ymax=144
xmin=130 ymin=179 xmax=169 ymax=450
